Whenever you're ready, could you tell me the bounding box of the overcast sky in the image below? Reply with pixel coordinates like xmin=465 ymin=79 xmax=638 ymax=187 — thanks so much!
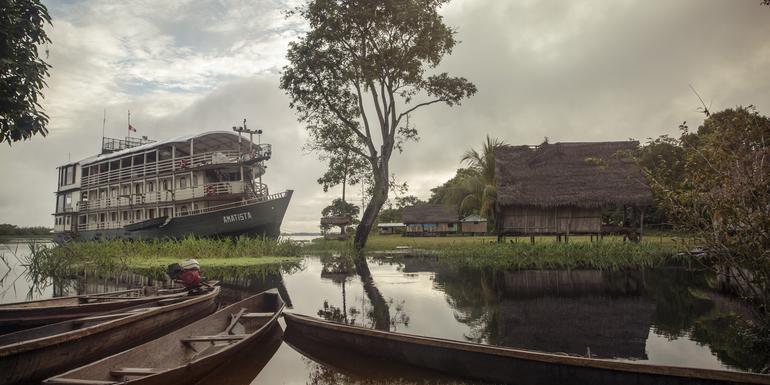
xmin=1 ymin=0 xmax=768 ymax=232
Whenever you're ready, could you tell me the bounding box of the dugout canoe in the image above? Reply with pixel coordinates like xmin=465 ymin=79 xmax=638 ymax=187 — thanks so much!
xmin=0 ymin=286 xmax=220 ymax=385
xmin=0 ymin=286 xmax=194 ymax=331
xmin=283 ymin=312 xmax=770 ymax=385
xmin=45 ymin=288 xmax=284 ymax=385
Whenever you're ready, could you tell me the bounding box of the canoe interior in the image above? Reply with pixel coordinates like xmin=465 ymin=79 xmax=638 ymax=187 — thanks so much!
xmin=47 ymin=289 xmax=283 ymax=384
xmin=1 ymin=287 xmax=220 ymax=385
xmin=0 ymin=295 xmax=193 ymax=347
xmin=284 ymin=313 xmax=770 ymax=385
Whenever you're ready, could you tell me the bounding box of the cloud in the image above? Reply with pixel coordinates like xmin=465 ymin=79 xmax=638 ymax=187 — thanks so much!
xmin=1 ymin=0 xmax=769 ymax=232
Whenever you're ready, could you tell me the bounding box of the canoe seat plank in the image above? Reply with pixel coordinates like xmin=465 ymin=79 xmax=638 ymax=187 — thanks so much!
xmin=241 ymin=312 xmax=273 ymax=318
xmin=109 ymin=368 xmax=160 ymax=376
xmin=45 ymin=379 xmax=117 ymax=385
xmin=181 ymin=334 xmax=248 ymax=343
xmin=224 ymin=308 xmax=247 ymax=334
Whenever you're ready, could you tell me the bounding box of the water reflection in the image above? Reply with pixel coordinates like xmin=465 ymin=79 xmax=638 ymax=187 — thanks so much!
xmin=2 ymin=240 xmax=766 ymax=381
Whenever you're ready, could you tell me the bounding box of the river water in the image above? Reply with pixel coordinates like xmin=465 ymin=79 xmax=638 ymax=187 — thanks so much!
xmin=0 ymin=239 xmax=764 ymax=384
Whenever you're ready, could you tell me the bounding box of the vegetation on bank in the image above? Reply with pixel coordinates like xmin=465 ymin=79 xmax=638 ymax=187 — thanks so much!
xmin=25 ymin=237 xmax=303 ymax=280
xmin=0 ymin=224 xmax=52 ymax=236
xmin=303 ymin=234 xmax=683 ymax=271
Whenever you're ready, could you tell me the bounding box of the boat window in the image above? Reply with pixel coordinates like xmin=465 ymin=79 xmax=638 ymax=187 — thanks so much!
xmin=111 ymin=160 xmax=120 ymax=170
xmin=121 ymin=158 xmax=131 ymax=168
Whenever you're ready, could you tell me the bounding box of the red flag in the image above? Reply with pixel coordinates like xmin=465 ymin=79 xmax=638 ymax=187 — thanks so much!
xmin=129 ymin=124 xmax=136 ymax=132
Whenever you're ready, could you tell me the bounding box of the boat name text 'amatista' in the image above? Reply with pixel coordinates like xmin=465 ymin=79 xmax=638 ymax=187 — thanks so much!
xmin=223 ymin=212 xmax=253 ymax=223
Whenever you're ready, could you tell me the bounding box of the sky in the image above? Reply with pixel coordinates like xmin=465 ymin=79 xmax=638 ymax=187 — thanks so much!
xmin=1 ymin=0 xmax=769 ymax=232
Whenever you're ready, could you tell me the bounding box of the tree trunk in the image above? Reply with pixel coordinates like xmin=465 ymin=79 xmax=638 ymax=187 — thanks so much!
xmin=353 ymin=168 xmax=388 ymax=250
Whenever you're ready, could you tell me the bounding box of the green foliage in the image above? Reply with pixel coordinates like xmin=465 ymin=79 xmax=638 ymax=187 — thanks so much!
xmin=322 ymin=198 xmax=360 ymax=221
xmin=0 ymin=0 xmax=52 ymax=144
xmin=0 ymin=223 xmax=51 ymax=235
xmin=647 ymin=106 xmax=770 ymax=316
xmin=24 ymin=236 xmax=303 ymax=280
xmin=280 ymin=0 xmax=476 ymax=249
xmin=428 ymin=136 xmax=506 ymax=227
xmin=376 ymin=195 xmax=425 ymax=223
xmin=305 ymin=235 xmax=681 ymax=271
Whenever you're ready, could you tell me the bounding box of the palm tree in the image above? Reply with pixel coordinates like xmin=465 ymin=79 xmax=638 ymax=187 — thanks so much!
xmin=457 ymin=136 xmax=507 ymax=220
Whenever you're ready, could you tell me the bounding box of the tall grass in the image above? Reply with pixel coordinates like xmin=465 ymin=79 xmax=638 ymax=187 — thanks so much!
xmin=304 ymin=235 xmax=684 ymax=271
xmin=25 ymin=236 xmax=303 ymax=281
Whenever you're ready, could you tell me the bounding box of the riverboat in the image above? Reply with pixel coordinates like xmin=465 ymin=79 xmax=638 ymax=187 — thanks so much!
xmin=52 ymin=130 xmax=292 ymax=241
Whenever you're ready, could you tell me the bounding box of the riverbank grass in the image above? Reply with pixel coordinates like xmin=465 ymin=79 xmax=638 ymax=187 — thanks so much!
xmin=304 ymin=233 xmax=685 ymax=270
xmin=28 ymin=237 xmax=303 ymax=278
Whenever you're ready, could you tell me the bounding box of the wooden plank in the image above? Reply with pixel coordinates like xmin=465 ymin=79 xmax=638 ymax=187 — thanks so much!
xmin=181 ymin=334 xmax=248 ymax=343
xmin=71 ymin=313 xmax=133 ymax=323
xmin=223 ymin=308 xmax=246 ymax=335
xmin=241 ymin=312 xmax=273 ymax=318
xmin=109 ymin=367 xmax=160 ymax=376
xmin=45 ymin=379 xmax=117 ymax=385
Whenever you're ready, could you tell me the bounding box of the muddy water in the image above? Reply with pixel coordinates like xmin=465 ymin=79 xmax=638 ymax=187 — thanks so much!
xmin=1 ymin=240 xmax=765 ymax=384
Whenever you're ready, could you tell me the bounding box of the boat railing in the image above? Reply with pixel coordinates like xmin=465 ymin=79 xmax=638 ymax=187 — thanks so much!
xmin=80 ymin=149 xmax=247 ymax=187
xmin=78 ymin=181 xmax=245 ymax=211
xmin=175 ymin=190 xmax=289 ymax=218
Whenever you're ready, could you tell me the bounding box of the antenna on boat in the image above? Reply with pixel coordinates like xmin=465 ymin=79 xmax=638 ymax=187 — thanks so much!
xmin=102 ymin=108 xmax=106 ymax=141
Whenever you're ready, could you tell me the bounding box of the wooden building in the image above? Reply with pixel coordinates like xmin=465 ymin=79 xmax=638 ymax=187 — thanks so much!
xmin=402 ymin=204 xmax=459 ymax=236
xmin=461 ymin=214 xmax=488 ymax=235
xmin=495 ymin=141 xmax=652 ymax=239
xmin=377 ymin=222 xmax=406 ymax=235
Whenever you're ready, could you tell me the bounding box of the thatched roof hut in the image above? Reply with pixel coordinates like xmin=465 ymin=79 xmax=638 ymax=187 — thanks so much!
xmin=402 ymin=204 xmax=458 ymax=224
xmin=402 ymin=204 xmax=459 ymax=235
xmin=496 ymin=141 xmax=652 ymax=208
xmin=495 ymin=141 xmax=652 ymax=236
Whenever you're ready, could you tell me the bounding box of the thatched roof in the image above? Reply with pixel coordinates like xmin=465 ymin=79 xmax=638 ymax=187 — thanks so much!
xmin=495 ymin=141 xmax=652 ymax=208
xmin=402 ymin=204 xmax=458 ymax=224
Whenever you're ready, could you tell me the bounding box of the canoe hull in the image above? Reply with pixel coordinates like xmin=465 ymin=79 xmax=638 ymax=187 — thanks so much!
xmin=0 ymin=288 xmax=219 ymax=385
xmin=45 ymin=289 xmax=284 ymax=385
xmin=0 ymin=295 xmax=175 ymax=331
xmin=284 ymin=313 xmax=770 ymax=385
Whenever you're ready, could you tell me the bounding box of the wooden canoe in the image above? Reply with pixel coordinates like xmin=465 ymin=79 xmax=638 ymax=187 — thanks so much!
xmin=0 ymin=286 xmax=220 ymax=385
xmin=283 ymin=312 xmax=770 ymax=385
xmin=45 ymin=288 xmax=284 ymax=385
xmin=0 ymin=286 xmax=195 ymax=331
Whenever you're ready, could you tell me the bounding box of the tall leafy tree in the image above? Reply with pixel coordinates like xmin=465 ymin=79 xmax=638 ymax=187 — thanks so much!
xmin=0 ymin=0 xmax=52 ymax=144
xmin=649 ymin=106 xmax=770 ymax=318
xmin=281 ymin=0 xmax=476 ymax=250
